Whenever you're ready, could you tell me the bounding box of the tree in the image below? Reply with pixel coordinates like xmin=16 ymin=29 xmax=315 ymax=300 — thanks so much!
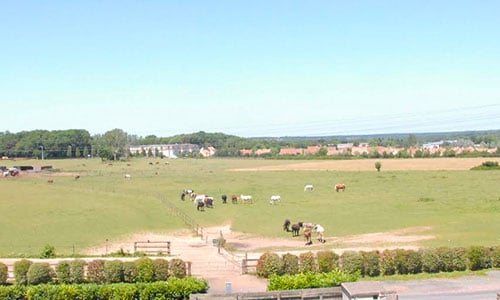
xmin=75 ymin=147 xmax=81 ymax=158
xmin=67 ymin=145 xmax=72 ymax=158
xmin=101 ymin=129 xmax=129 ymax=161
xmin=375 ymin=161 xmax=382 ymax=172
xmin=83 ymin=146 xmax=89 ymax=158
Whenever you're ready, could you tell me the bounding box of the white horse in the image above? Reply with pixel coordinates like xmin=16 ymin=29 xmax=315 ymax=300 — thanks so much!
xmin=124 ymin=174 xmax=131 ymax=179
xmin=304 ymin=184 xmax=314 ymax=191
xmin=240 ymin=194 xmax=252 ymax=203
xmin=270 ymin=195 xmax=281 ymax=205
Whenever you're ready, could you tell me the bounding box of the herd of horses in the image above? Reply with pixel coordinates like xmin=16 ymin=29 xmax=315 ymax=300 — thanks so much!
xmin=283 ymin=219 xmax=326 ymax=245
xmin=180 ymin=189 xmax=255 ymax=211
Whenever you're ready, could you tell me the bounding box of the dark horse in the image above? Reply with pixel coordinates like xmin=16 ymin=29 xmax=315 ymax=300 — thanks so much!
xmin=291 ymin=222 xmax=303 ymax=237
xmin=221 ymin=194 xmax=227 ymax=204
xmin=196 ymin=201 xmax=205 ymax=211
xmin=283 ymin=219 xmax=291 ymax=232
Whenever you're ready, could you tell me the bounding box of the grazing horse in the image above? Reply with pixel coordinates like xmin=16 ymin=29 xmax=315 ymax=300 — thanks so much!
xmin=124 ymin=174 xmax=131 ymax=179
xmin=204 ymin=196 xmax=214 ymax=208
xmin=47 ymin=179 xmax=54 ymax=184
xmin=291 ymin=222 xmax=303 ymax=237
xmin=304 ymin=184 xmax=314 ymax=191
xmin=231 ymin=195 xmax=238 ymax=204
xmin=304 ymin=228 xmax=313 ymax=245
xmin=221 ymin=194 xmax=227 ymax=204
xmin=314 ymin=224 xmax=325 ymax=243
xmin=181 ymin=192 xmax=186 ymax=201
xmin=335 ymin=183 xmax=346 ymax=192
xmin=270 ymin=195 xmax=281 ymax=205
xmin=283 ymin=219 xmax=291 ymax=232
xmin=240 ymin=194 xmax=252 ymax=203
xmin=74 ymin=175 xmax=80 ymax=180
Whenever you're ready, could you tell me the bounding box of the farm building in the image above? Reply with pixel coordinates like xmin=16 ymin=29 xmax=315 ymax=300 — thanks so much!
xmin=129 ymin=144 xmax=201 ymax=158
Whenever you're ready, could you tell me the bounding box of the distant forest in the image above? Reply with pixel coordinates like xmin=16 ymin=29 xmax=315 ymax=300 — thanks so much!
xmin=0 ymin=128 xmax=499 ymax=160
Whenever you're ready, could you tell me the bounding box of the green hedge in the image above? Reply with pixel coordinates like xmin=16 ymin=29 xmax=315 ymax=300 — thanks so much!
xmin=268 ymin=270 xmax=359 ymax=291
xmin=0 ymin=277 xmax=208 ymax=299
xmin=0 ymin=263 xmax=8 ymax=285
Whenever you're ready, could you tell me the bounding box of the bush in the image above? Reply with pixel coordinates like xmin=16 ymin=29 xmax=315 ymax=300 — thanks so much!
xmin=122 ymin=261 xmax=138 ymax=283
xmin=421 ymin=248 xmax=442 ymax=273
xmin=361 ymin=251 xmax=380 ymax=277
xmin=340 ymin=251 xmax=363 ymax=275
xmin=256 ymin=252 xmax=283 ymax=278
xmin=27 ymin=263 xmax=54 ymax=285
xmin=39 ymin=244 xmax=56 ymax=259
xmin=169 ymin=258 xmax=187 ymax=279
xmin=491 ymin=245 xmax=500 ymax=268
xmin=437 ymin=247 xmax=467 ymax=272
xmin=69 ymin=260 xmax=86 ymax=284
xmin=394 ymin=249 xmax=421 ymax=274
xmin=281 ymin=253 xmax=299 ymax=275
xmin=86 ymin=260 xmax=106 ymax=284
xmin=153 ymin=259 xmax=169 ymax=281
xmin=14 ymin=259 xmax=33 ymax=285
xmin=299 ymin=252 xmax=317 ymax=273
xmin=317 ymin=251 xmax=339 ymax=273
xmin=104 ymin=260 xmax=124 ymax=283
xmin=268 ymin=270 xmax=360 ymax=291
xmin=0 ymin=263 xmax=7 ymax=285
xmin=467 ymin=246 xmax=489 ymax=271
xmin=55 ymin=261 xmax=71 ymax=284
xmin=136 ymin=257 xmax=155 ymax=282
xmin=379 ymin=250 xmax=396 ymax=275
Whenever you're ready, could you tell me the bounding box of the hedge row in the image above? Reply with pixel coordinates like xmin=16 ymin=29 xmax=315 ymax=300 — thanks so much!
xmin=4 ymin=257 xmax=187 ymax=286
xmin=256 ymin=246 xmax=500 ymax=278
xmin=268 ymin=270 xmax=359 ymax=291
xmin=0 ymin=277 xmax=208 ymax=299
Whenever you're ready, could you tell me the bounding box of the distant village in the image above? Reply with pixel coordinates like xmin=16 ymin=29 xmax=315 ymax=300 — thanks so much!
xmin=130 ymin=141 xmax=499 ymax=159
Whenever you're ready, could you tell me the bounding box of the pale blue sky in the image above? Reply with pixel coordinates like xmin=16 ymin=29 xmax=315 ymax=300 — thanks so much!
xmin=1 ymin=1 xmax=499 ymax=137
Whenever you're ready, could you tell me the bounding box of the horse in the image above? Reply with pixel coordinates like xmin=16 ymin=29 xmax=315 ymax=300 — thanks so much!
xmin=240 ymin=194 xmax=252 ymax=203
xmin=231 ymin=195 xmax=238 ymax=204
xmin=181 ymin=192 xmax=186 ymax=201
xmin=124 ymin=174 xmax=131 ymax=179
xmin=74 ymin=175 xmax=80 ymax=180
xmin=270 ymin=195 xmax=281 ymax=205
xmin=291 ymin=222 xmax=303 ymax=237
xmin=204 ymin=196 xmax=214 ymax=208
xmin=283 ymin=219 xmax=291 ymax=232
xmin=314 ymin=224 xmax=326 ymax=243
xmin=304 ymin=228 xmax=313 ymax=245
xmin=302 ymin=222 xmax=316 ymax=231
xmin=196 ymin=201 xmax=205 ymax=211
xmin=335 ymin=183 xmax=346 ymax=192
xmin=304 ymin=184 xmax=314 ymax=191
xmin=221 ymin=194 xmax=227 ymax=204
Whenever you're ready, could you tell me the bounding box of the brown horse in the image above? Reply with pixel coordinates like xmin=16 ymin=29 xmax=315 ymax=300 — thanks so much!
xmin=304 ymin=228 xmax=312 ymax=245
xmin=335 ymin=183 xmax=346 ymax=192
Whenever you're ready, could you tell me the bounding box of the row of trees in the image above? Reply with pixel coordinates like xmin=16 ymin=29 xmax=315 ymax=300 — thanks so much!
xmin=1 ymin=129 xmax=499 ymax=160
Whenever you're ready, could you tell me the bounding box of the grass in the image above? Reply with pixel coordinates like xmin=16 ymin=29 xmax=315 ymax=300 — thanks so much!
xmin=0 ymin=158 xmax=499 ymax=256
xmin=364 ymin=268 xmax=498 ymax=282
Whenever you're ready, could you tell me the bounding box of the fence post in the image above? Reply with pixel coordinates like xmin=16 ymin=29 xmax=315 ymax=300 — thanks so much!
xmin=187 ymin=261 xmax=192 ymax=277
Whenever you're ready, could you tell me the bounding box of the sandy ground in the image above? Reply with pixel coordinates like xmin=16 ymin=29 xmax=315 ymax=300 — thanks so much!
xmin=232 ymin=157 xmax=500 ymax=171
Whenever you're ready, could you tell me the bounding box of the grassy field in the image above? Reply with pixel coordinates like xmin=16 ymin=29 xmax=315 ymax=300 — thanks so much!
xmin=0 ymin=157 xmax=499 ymax=256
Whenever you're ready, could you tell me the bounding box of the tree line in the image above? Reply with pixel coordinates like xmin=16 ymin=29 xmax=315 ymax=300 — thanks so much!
xmin=1 ymin=129 xmax=499 ymax=160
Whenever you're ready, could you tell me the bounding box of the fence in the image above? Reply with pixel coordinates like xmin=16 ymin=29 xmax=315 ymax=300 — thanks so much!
xmin=190 ymin=287 xmax=343 ymax=300
xmin=157 ymin=194 xmax=204 ymax=238
xmin=134 ymin=241 xmax=171 ymax=255
xmin=241 ymin=253 xmax=259 ymax=274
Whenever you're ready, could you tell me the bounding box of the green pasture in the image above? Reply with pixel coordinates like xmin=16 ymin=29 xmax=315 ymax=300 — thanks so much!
xmin=0 ymin=158 xmax=499 ymax=256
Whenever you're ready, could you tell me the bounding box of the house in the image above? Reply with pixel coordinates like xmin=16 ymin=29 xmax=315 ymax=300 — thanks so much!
xmin=279 ymin=148 xmax=304 ymax=155
xmin=200 ymin=146 xmax=216 ymax=157
xmin=239 ymin=149 xmax=253 ymax=156
xmin=255 ymin=148 xmax=272 ymax=156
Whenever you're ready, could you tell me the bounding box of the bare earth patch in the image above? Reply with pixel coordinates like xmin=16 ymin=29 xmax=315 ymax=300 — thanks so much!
xmin=232 ymin=157 xmax=499 ymax=171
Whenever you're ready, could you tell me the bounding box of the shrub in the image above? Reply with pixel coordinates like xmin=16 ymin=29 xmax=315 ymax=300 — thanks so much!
xmin=437 ymin=247 xmax=467 ymax=272
xmin=86 ymin=260 xmax=106 ymax=284
xmin=256 ymin=252 xmax=283 ymax=278
xmin=394 ymin=249 xmax=421 ymax=274
xmin=0 ymin=263 xmax=7 ymax=285
xmin=14 ymin=259 xmax=33 ymax=285
xmin=39 ymin=244 xmax=56 ymax=259
xmin=379 ymin=250 xmax=396 ymax=275
xmin=69 ymin=260 xmax=86 ymax=284
xmin=27 ymin=262 xmax=54 ymax=285
xmin=55 ymin=261 xmax=71 ymax=284
xmin=267 ymin=270 xmax=360 ymax=291
xmin=361 ymin=251 xmax=380 ymax=277
xmin=299 ymin=252 xmax=317 ymax=273
xmin=123 ymin=261 xmax=138 ymax=283
xmin=317 ymin=251 xmax=339 ymax=273
xmin=104 ymin=260 xmax=124 ymax=283
xmin=136 ymin=257 xmax=155 ymax=282
xmin=491 ymin=245 xmax=500 ymax=268
xmin=421 ymin=248 xmax=442 ymax=273
xmin=340 ymin=251 xmax=363 ymax=275
xmin=169 ymin=258 xmax=187 ymax=279
xmin=467 ymin=246 xmax=489 ymax=271
xmin=281 ymin=253 xmax=299 ymax=275
xmin=153 ymin=259 xmax=169 ymax=281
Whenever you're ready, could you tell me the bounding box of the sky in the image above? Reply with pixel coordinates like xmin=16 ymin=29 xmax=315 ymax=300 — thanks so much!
xmin=1 ymin=1 xmax=499 ymax=138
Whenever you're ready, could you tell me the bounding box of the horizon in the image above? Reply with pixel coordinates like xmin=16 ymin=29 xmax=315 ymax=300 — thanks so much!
xmin=2 ymin=1 xmax=499 ymax=137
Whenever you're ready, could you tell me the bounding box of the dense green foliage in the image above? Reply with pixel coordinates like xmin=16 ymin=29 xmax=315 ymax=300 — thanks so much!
xmin=470 ymin=161 xmax=500 ymax=170
xmin=0 ymin=277 xmax=208 ymax=299
xmin=316 ymin=251 xmax=339 ymax=273
xmin=0 ymin=263 xmax=7 ymax=285
xmin=281 ymin=253 xmax=299 ymax=275
xmin=27 ymin=263 xmax=54 ymax=285
xmin=13 ymin=259 xmax=32 ymax=286
xmin=256 ymin=252 xmax=283 ymax=278
xmin=267 ymin=270 xmax=360 ymax=291
xmin=1 ymin=129 xmax=499 ymax=159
